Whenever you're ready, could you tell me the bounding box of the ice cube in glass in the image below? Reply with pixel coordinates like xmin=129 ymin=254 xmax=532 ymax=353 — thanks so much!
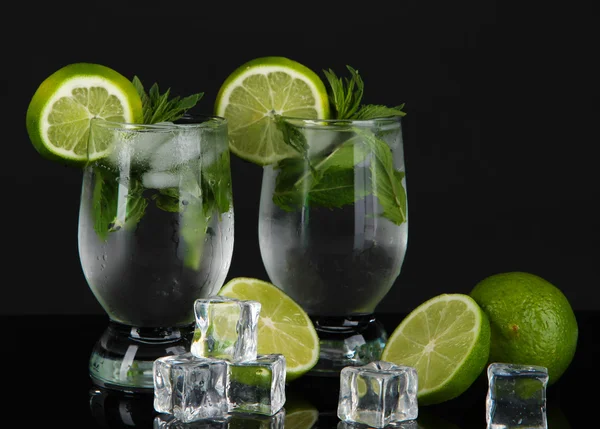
xmin=192 ymin=296 xmax=261 ymax=362
xmin=228 ymin=354 xmax=286 ymax=415
xmin=486 ymin=362 xmax=548 ymax=429
xmin=338 ymin=361 xmax=418 ymax=428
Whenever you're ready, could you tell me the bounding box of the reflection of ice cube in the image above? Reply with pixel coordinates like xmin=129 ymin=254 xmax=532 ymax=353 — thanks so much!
xmin=486 ymin=363 xmax=548 ymax=429
xmin=153 ymin=414 xmax=230 ymax=428
xmin=230 ymin=408 xmax=285 ymax=428
xmin=150 ymin=129 xmax=202 ymax=172
xmin=338 ymin=361 xmax=418 ymax=428
xmin=191 ymin=297 xmax=261 ymax=362
xmin=142 ymin=171 xmax=180 ymax=189
xmin=228 ymin=354 xmax=286 ymax=416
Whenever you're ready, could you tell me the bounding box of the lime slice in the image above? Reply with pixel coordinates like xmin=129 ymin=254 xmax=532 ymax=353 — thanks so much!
xmin=218 ymin=277 xmax=320 ymax=382
xmin=380 ymin=294 xmax=491 ymax=405
xmin=214 ymin=56 xmax=330 ymax=165
xmin=26 ymin=62 xmax=143 ymax=165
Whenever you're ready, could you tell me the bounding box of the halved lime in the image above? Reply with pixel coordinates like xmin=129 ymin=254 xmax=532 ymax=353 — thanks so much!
xmin=214 ymin=56 xmax=330 ymax=165
xmin=380 ymin=294 xmax=491 ymax=405
xmin=26 ymin=62 xmax=143 ymax=165
xmin=218 ymin=277 xmax=320 ymax=382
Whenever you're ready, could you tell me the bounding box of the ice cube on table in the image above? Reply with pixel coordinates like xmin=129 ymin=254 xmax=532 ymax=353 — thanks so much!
xmin=154 ymin=353 xmax=197 ymax=414
xmin=486 ymin=363 xmax=548 ymax=429
xmin=153 ymin=413 xmax=230 ymax=429
xmin=153 ymin=354 xmax=229 ymax=423
xmin=229 ymin=408 xmax=286 ymax=429
xmin=192 ymin=296 xmax=261 ymax=362
xmin=228 ymin=354 xmax=286 ymax=416
xmin=337 ymin=361 xmax=418 ymax=428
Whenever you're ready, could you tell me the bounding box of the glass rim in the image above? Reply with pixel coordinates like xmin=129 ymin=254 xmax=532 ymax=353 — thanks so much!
xmin=279 ymin=114 xmax=402 ymax=128
xmin=90 ymin=114 xmax=227 ymax=130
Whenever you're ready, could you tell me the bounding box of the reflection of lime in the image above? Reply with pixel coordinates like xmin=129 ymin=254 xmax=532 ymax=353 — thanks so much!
xmin=215 ymin=56 xmax=330 ymax=165
xmin=218 ymin=277 xmax=320 ymax=382
xmin=470 ymin=272 xmax=578 ymax=385
xmin=26 ymin=62 xmax=143 ymax=165
xmin=283 ymin=396 xmax=319 ymax=429
xmin=381 ymin=294 xmax=491 ymax=405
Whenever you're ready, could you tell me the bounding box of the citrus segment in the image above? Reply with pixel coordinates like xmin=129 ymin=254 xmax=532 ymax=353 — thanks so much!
xmin=215 ymin=56 xmax=330 ymax=165
xmin=26 ymin=63 xmax=143 ymax=165
xmin=381 ymin=294 xmax=490 ymax=405
xmin=218 ymin=277 xmax=320 ymax=382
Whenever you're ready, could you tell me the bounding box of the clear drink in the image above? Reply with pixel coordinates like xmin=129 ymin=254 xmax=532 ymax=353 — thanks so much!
xmin=258 ymin=117 xmax=407 ymax=373
xmin=259 ymin=118 xmax=407 ymax=317
xmin=80 ymin=116 xmax=234 ymax=390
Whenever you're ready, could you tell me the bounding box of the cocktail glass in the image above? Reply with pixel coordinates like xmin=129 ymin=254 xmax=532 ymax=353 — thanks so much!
xmin=79 ymin=115 xmax=234 ymax=391
xmin=258 ymin=116 xmax=408 ymax=375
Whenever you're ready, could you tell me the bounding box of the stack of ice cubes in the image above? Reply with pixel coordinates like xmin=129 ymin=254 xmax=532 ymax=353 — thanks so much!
xmin=153 ymin=296 xmax=286 ymax=424
xmin=337 ymin=361 xmax=419 ymax=428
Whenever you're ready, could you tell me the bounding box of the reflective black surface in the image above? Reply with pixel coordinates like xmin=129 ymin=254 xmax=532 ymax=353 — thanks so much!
xmin=5 ymin=312 xmax=595 ymax=427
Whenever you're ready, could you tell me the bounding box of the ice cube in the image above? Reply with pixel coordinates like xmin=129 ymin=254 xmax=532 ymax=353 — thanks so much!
xmin=191 ymin=296 xmax=261 ymax=362
xmin=338 ymin=361 xmax=418 ymax=428
xmin=153 ymin=353 xmax=229 ymax=423
xmin=149 ymin=128 xmax=202 ymax=172
xmin=486 ymin=362 xmax=548 ymax=429
xmin=142 ymin=171 xmax=181 ymax=189
xmin=228 ymin=354 xmax=286 ymax=416
xmin=229 ymin=408 xmax=286 ymax=429
xmin=154 ymin=353 xmax=197 ymax=414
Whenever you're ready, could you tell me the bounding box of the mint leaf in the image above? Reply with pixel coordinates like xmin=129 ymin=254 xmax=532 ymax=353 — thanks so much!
xmin=201 ymin=151 xmax=233 ymax=217
xmin=272 ymin=137 xmax=369 ymax=211
xmin=357 ymin=129 xmax=407 ymax=225
xmin=272 ymin=158 xmax=311 ymax=211
xmin=322 ymin=66 xmax=406 ymax=121
xmin=132 ymin=76 xmax=203 ymax=124
xmin=92 ymin=167 xmax=148 ymax=241
xmin=354 ymin=104 xmax=406 ymax=120
xmin=323 ymin=66 xmax=364 ymax=120
xmin=308 ymin=167 xmax=368 ymax=208
xmin=151 ymin=188 xmax=180 ymax=213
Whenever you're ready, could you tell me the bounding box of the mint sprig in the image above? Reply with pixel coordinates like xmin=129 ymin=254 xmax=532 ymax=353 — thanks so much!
xmin=132 ymin=76 xmax=204 ymax=124
xmin=273 ymin=65 xmax=408 ymax=225
xmin=92 ymin=77 xmax=232 ymax=271
xmin=323 ymin=66 xmax=406 ymax=120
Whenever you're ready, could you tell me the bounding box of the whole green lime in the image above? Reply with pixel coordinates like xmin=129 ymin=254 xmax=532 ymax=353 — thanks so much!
xmin=470 ymin=272 xmax=578 ymax=385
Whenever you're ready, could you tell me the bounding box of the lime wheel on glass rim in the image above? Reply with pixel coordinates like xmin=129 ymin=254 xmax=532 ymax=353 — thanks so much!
xmin=215 ymin=56 xmax=331 ymax=165
xmin=26 ymin=62 xmax=143 ymax=165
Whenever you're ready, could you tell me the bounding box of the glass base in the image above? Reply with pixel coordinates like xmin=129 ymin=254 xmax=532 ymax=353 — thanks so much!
xmin=89 ymin=320 xmax=194 ymax=393
xmin=308 ymin=314 xmax=387 ymax=377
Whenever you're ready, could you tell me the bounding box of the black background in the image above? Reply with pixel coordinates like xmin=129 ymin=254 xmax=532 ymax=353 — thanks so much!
xmin=2 ymin=2 xmax=597 ymax=316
